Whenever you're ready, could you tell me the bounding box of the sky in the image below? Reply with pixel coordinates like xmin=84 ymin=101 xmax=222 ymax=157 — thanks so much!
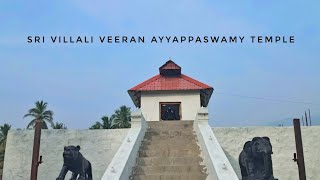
xmin=0 ymin=1 xmax=319 ymax=129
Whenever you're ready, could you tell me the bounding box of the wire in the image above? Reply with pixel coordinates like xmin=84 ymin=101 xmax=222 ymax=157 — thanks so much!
xmin=214 ymin=92 xmax=320 ymax=106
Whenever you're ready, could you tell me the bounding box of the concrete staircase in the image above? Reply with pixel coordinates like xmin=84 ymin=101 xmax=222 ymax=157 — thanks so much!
xmin=130 ymin=121 xmax=207 ymax=180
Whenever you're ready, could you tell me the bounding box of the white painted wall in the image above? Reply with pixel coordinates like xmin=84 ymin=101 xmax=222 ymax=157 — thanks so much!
xmin=213 ymin=126 xmax=320 ymax=180
xmin=3 ymin=129 xmax=129 ymax=180
xmin=141 ymin=90 xmax=200 ymax=121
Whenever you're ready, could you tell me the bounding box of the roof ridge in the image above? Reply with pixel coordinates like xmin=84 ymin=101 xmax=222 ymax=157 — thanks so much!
xmin=159 ymin=60 xmax=181 ymax=70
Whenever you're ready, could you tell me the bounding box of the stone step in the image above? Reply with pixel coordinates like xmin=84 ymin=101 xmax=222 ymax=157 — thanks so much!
xmin=141 ymin=141 xmax=199 ymax=150
xmin=144 ymin=134 xmax=196 ymax=141
xmin=132 ymin=165 xmax=206 ymax=175
xmin=147 ymin=121 xmax=194 ymax=129
xmin=131 ymin=120 xmax=207 ymax=179
xmin=148 ymin=120 xmax=194 ymax=125
xmin=140 ymin=143 xmax=199 ymax=151
xmin=148 ymin=125 xmax=193 ymax=129
xmin=145 ymin=130 xmax=195 ymax=136
xmin=139 ymin=149 xmax=200 ymax=157
xmin=140 ymin=147 xmax=200 ymax=153
xmin=148 ymin=127 xmax=193 ymax=132
xmin=141 ymin=139 xmax=197 ymax=146
xmin=136 ymin=157 xmax=203 ymax=166
xmin=131 ymin=174 xmax=207 ymax=180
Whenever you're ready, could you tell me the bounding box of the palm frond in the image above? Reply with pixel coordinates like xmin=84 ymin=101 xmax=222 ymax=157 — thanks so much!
xmin=110 ymin=105 xmax=131 ymax=128
xmin=24 ymin=100 xmax=54 ymax=129
xmin=45 ymin=119 xmax=54 ymax=128
xmin=26 ymin=119 xmax=37 ymax=129
xmin=23 ymin=113 xmax=37 ymax=119
xmin=36 ymin=101 xmax=47 ymax=113
xmin=43 ymin=110 xmax=54 ymax=117
xmin=41 ymin=121 xmax=48 ymax=129
xmin=28 ymin=108 xmax=41 ymax=115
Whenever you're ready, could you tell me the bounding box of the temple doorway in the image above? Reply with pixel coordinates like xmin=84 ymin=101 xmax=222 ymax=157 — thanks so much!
xmin=160 ymin=102 xmax=181 ymax=120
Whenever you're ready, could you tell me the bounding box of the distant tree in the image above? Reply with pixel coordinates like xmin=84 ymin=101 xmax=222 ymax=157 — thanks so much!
xmin=89 ymin=123 xmax=101 ymax=130
xmin=53 ymin=122 xmax=67 ymax=129
xmin=90 ymin=116 xmax=112 ymax=129
xmin=23 ymin=100 xmax=54 ymax=129
xmin=0 ymin=123 xmax=11 ymax=146
xmin=111 ymin=105 xmax=131 ymax=128
xmin=0 ymin=123 xmax=11 ymax=171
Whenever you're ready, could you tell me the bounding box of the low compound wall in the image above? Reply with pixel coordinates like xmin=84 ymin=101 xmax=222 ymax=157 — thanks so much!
xmin=213 ymin=126 xmax=320 ymax=180
xmin=3 ymin=129 xmax=129 ymax=180
xmin=4 ymin=123 xmax=319 ymax=180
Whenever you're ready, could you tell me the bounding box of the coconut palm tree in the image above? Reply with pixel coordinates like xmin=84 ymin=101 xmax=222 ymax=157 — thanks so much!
xmin=111 ymin=105 xmax=131 ymax=128
xmin=0 ymin=123 xmax=11 ymax=147
xmin=52 ymin=122 xmax=67 ymax=129
xmin=23 ymin=100 xmax=54 ymax=129
xmin=90 ymin=116 xmax=112 ymax=129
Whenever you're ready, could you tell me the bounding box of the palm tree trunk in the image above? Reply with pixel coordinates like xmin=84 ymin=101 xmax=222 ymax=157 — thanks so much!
xmin=30 ymin=120 xmax=42 ymax=180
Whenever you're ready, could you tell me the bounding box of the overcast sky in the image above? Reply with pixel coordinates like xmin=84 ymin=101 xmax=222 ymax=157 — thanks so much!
xmin=0 ymin=1 xmax=319 ymax=129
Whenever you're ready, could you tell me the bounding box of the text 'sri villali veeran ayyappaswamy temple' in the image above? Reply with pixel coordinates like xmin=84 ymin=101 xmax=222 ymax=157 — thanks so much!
xmin=2 ymin=60 xmax=320 ymax=180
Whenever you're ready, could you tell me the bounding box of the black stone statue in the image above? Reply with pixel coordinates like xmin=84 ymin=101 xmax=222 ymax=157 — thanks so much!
xmin=239 ymin=137 xmax=277 ymax=180
xmin=56 ymin=145 xmax=92 ymax=180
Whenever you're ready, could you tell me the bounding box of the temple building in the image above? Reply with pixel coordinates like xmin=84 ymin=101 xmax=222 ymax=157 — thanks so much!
xmin=128 ymin=60 xmax=214 ymax=121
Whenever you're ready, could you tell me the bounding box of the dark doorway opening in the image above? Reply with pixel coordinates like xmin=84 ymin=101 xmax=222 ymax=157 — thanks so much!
xmin=160 ymin=102 xmax=181 ymax=120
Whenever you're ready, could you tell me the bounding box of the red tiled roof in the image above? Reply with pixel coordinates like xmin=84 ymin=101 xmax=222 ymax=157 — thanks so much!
xmin=129 ymin=74 xmax=211 ymax=91
xmin=128 ymin=60 xmax=214 ymax=107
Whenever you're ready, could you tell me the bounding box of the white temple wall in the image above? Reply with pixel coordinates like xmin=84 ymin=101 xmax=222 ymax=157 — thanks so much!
xmin=140 ymin=90 xmax=201 ymax=121
xmin=212 ymin=126 xmax=320 ymax=180
xmin=3 ymin=129 xmax=129 ymax=180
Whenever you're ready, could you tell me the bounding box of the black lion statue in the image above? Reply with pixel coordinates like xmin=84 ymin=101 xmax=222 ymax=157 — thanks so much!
xmin=56 ymin=145 xmax=92 ymax=180
xmin=239 ymin=137 xmax=277 ymax=180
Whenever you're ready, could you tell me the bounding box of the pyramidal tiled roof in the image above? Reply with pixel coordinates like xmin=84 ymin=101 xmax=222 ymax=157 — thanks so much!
xmin=129 ymin=74 xmax=211 ymax=91
xmin=128 ymin=60 xmax=214 ymax=107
